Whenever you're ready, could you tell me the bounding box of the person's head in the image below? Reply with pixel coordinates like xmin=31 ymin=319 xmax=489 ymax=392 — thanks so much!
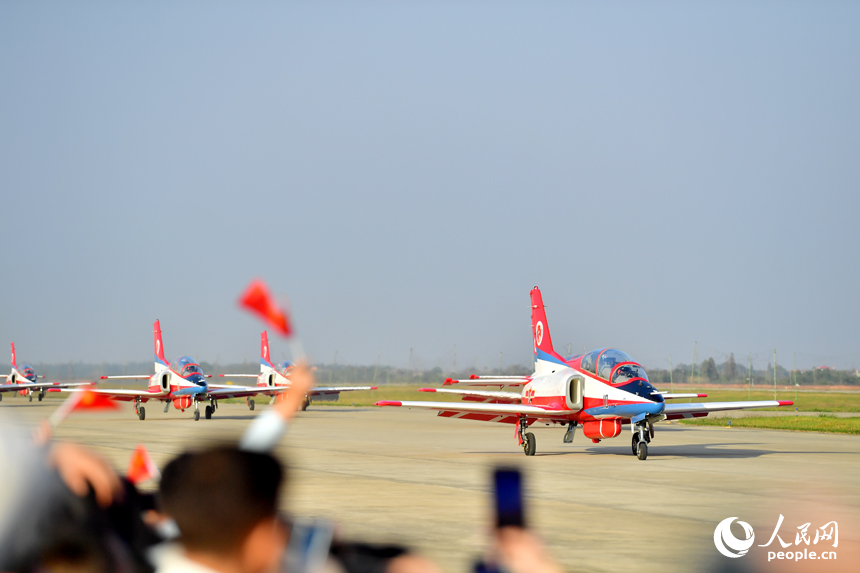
xmin=159 ymin=446 xmax=287 ymax=573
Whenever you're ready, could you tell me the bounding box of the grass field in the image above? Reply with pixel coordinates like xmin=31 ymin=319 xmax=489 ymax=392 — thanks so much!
xmin=672 ymin=388 xmax=860 ymax=412
xmin=678 ymin=415 xmax=860 ymax=435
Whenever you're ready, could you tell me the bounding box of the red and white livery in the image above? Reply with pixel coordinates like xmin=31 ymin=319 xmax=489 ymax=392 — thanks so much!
xmin=376 ymin=287 xmax=793 ymax=460
xmin=218 ymin=331 xmax=377 ymax=411
xmin=1 ymin=343 xmax=89 ymax=402
xmin=68 ymin=320 xmax=289 ymax=421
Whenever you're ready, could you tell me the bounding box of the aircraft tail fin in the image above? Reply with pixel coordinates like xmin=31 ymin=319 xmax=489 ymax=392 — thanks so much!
xmin=260 ymin=331 xmax=273 ymax=371
xmin=10 ymin=342 xmax=16 ymax=369
xmin=154 ymin=320 xmax=168 ymax=371
xmin=529 ymin=287 xmax=565 ymax=373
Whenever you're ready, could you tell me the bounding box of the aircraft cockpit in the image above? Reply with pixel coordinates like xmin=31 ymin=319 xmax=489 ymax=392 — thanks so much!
xmin=578 ymin=348 xmax=661 ymax=402
xmin=173 ymin=356 xmax=207 ymax=385
xmin=20 ymin=365 xmax=37 ymax=381
xmin=276 ymin=361 xmax=294 ymax=377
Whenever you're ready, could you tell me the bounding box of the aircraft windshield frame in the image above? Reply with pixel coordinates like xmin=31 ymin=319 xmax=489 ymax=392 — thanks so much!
xmin=173 ymin=356 xmax=203 ymax=377
xmin=611 ymin=363 xmax=649 ymax=384
xmin=597 ymin=349 xmax=634 ymax=380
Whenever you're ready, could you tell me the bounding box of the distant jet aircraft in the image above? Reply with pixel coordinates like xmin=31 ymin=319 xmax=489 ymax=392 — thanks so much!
xmin=1 ymin=343 xmax=89 ymax=402
xmin=218 ymin=331 xmax=377 ymax=411
xmin=376 ymin=287 xmax=794 ymax=460
xmin=78 ymin=321 xmax=287 ymax=421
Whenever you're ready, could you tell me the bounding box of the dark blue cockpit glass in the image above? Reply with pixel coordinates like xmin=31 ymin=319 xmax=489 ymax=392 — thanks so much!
xmin=597 ymin=349 xmax=633 ymax=379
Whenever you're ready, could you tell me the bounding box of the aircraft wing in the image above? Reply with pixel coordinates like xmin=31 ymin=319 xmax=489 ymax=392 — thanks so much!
xmin=655 ymin=392 xmax=708 ymax=400
xmin=0 ymin=381 xmax=92 ymax=393
xmin=206 ymin=386 xmax=286 ymax=399
xmin=59 ymin=387 xmax=168 ymax=402
xmin=99 ymin=375 xmax=152 ymax=380
xmin=376 ymin=400 xmax=570 ymax=424
xmin=418 ymin=387 xmax=521 ymax=404
xmin=217 ymin=374 xmax=259 ymax=378
xmin=663 ymin=400 xmax=793 ymax=420
xmin=310 ymin=386 xmax=376 ymax=396
xmin=443 ymin=376 xmax=530 ymax=388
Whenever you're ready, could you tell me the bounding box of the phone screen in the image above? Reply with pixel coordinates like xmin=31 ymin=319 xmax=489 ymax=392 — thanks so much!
xmin=494 ymin=468 xmax=524 ymax=528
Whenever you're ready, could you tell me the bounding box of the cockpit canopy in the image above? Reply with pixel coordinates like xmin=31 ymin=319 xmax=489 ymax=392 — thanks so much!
xmin=276 ymin=361 xmax=294 ymax=377
xmin=172 ymin=356 xmax=203 ymax=378
xmin=20 ymin=365 xmax=36 ymax=381
xmin=580 ymin=348 xmax=648 ymax=383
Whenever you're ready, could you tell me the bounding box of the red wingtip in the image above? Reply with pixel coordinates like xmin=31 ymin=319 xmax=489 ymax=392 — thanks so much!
xmin=218 ymin=374 xmax=225 ymax=377
xmin=370 ymin=386 xmax=378 ymax=390
xmin=444 ymin=378 xmax=453 ymax=383
xmin=777 ymin=400 xmax=794 ymax=406
xmin=100 ymin=376 xmax=108 ymax=379
xmin=469 ymin=374 xmax=479 ymax=379
xmin=697 ymin=393 xmax=708 ymax=398
xmin=419 ymin=388 xmax=436 ymax=392
xmin=375 ymin=400 xmax=402 ymax=407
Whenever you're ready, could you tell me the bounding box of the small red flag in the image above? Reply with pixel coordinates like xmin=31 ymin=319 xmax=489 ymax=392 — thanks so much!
xmin=239 ymin=279 xmax=292 ymax=337
xmin=127 ymin=444 xmax=160 ymax=484
xmin=49 ymin=388 xmax=121 ymax=426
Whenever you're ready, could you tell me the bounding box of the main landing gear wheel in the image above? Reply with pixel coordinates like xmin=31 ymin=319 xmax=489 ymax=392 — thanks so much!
xmin=138 ymin=406 xmax=146 ymax=421
xmin=523 ymin=432 xmax=537 ymax=456
xmin=301 ymin=398 xmax=310 ymax=411
xmin=204 ymin=405 xmax=212 ymax=419
xmin=28 ymin=393 xmax=33 ymax=402
xmin=194 ymin=409 xmax=200 ymax=421
xmin=637 ymin=441 xmax=648 ymax=460
xmin=38 ymin=393 xmax=43 ymax=402
xmin=249 ymin=399 xmax=255 ymax=411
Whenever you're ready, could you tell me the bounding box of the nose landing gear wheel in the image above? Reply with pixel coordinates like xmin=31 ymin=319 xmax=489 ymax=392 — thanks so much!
xmin=28 ymin=393 xmax=33 ymax=402
xmin=38 ymin=393 xmax=43 ymax=402
xmin=194 ymin=409 xmax=200 ymax=421
xmin=523 ymin=432 xmax=537 ymax=456
xmin=249 ymin=399 xmax=255 ymax=411
xmin=636 ymin=441 xmax=648 ymax=460
xmin=138 ymin=406 xmax=146 ymax=421
xmin=301 ymin=398 xmax=310 ymax=411
xmin=204 ymin=405 xmax=212 ymax=419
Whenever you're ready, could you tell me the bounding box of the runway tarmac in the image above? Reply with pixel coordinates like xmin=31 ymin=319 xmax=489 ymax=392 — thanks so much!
xmin=2 ymin=398 xmax=858 ymax=572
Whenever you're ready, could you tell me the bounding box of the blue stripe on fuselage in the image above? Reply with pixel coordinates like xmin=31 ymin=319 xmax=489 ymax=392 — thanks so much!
xmin=583 ymin=401 xmax=665 ymax=419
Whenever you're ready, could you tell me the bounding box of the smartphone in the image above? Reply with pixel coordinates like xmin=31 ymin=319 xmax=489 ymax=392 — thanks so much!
xmin=284 ymin=518 xmax=335 ymax=573
xmin=493 ymin=468 xmax=524 ymax=528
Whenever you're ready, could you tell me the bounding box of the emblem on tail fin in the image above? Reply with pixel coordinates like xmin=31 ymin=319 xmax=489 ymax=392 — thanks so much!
xmin=535 ymin=322 xmax=544 ymax=346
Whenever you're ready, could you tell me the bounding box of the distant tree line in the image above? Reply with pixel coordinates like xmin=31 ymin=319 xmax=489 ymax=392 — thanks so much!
xmin=1 ymin=356 xmax=856 ymax=386
xmin=643 ymin=352 xmax=860 ymax=386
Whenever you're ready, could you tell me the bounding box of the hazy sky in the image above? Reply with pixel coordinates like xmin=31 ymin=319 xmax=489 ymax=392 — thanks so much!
xmin=1 ymin=2 xmax=858 ymax=371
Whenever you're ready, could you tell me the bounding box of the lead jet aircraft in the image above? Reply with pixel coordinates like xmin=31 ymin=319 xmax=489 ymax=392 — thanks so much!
xmin=78 ymin=321 xmax=289 ymax=421
xmin=1 ymin=343 xmax=90 ymax=402
xmin=376 ymin=287 xmax=793 ymax=460
xmin=218 ymin=331 xmax=377 ymax=410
